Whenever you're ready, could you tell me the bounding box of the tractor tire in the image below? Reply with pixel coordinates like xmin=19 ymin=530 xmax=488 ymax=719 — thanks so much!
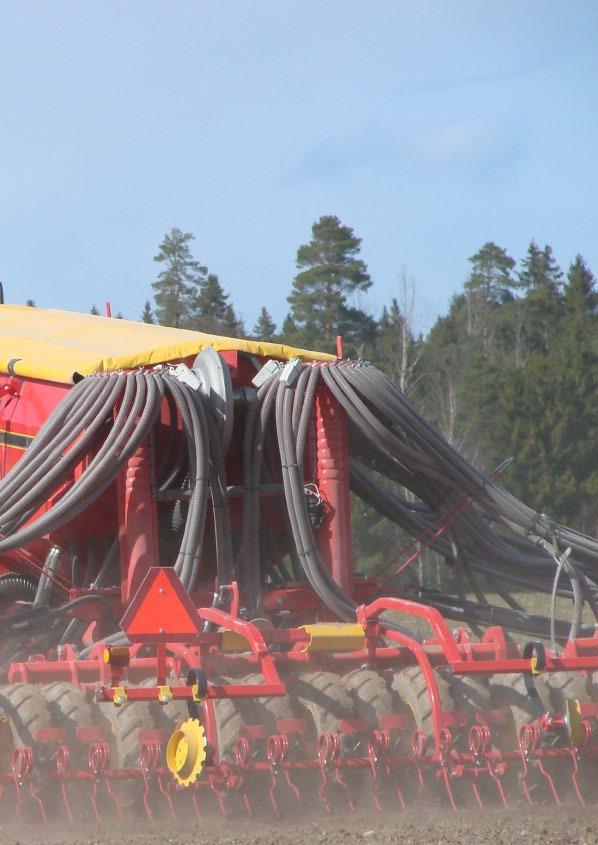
xmin=449 ymin=672 xmax=491 ymax=716
xmin=0 ymin=683 xmax=52 ymax=755
xmin=40 ymin=682 xmax=93 ymax=738
xmin=390 ymin=665 xmax=453 ymax=739
xmin=100 ymin=698 xmax=156 ymax=770
xmin=489 ymin=672 xmax=552 ymax=746
xmin=343 ymin=668 xmax=393 ymax=728
xmin=545 ymin=671 xmax=592 ymax=711
xmin=241 ymin=671 xmax=293 ymax=726
xmin=290 ymin=671 xmax=354 ymax=737
xmin=212 ymin=697 xmax=246 ymax=764
xmin=40 ymin=682 xmax=93 ymax=769
xmin=198 ymin=676 xmax=267 ymax=765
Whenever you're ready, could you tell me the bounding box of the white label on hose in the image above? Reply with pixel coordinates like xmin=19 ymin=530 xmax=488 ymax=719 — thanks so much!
xmin=280 ymin=357 xmax=303 ymax=386
xmin=252 ymin=358 xmax=283 ymax=388
xmin=171 ymin=363 xmax=202 ymax=390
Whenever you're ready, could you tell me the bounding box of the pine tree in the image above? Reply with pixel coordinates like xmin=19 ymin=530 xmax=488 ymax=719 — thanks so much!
xmin=90 ymin=304 xmax=100 ymax=315
xmin=252 ymin=307 xmax=277 ymax=340
xmin=465 ymin=242 xmax=516 ymax=304
xmin=141 ymin=301 xmax=155 ymax=324
xmin=288 ymin=215 xmax=373 ymax=353
xmin=151 ymin=228 xmax=207 ymax=328
xmin=464 ymin=242 xmax=515 ymax=353
xmin=25 ymin=299 xmax=35 ymax=307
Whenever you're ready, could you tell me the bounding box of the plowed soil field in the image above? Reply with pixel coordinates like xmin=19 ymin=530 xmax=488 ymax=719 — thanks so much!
xmin=4 ymin=805 xmax=598 ymax=845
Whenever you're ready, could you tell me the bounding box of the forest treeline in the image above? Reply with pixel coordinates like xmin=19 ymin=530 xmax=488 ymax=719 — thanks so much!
xmin=89 ymin=217 xmax=598 ymax=549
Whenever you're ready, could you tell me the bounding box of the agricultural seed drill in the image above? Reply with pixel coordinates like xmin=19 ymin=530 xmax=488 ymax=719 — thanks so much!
xmin=0 ymin=303 xmax=598 ymax=820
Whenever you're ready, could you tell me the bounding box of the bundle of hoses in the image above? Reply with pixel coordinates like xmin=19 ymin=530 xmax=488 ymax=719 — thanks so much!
xmin=4 ymin=358 xmax=598 ymax=647
xmin=0 ymin=369 xmax=232 ymax=595
xmin=240 ymin=360 xmax=598 ymax=640
xmin=326 ymin=362 xmax=598 ymax=633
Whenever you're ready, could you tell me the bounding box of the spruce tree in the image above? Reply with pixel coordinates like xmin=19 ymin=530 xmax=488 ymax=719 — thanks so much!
xmin=252 ymin=307 xmax=277 ymax=340
xmin=377 ymin=298 xmax=421 ymax=395
xmin=419 ymin=294 xmax=471 ymax=451
xmin=151 ymin=228 xmax=207 ymax=328
xmin=141 ymin=301 xmax=155 ymax=324
xmin=517 ymin=241 xmax=563 ymax=354
xmin=517 ymin=241 xmax=563 ymax=292
xmin=190 ymin=273 xmax=243 ymax=337
xmin=563 ymin=255 xmax=598 ymax=323
xmin=280 ymin=314 xmax=298 ymax=341
xmin=90 ymin=304 xmax=100 ymax=315
xmin=288 ymin=215 xmax=373 ymax=353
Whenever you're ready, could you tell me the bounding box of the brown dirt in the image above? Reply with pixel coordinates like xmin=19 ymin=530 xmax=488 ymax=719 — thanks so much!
xmin=3 ymin=804 xmax=598 ymax=845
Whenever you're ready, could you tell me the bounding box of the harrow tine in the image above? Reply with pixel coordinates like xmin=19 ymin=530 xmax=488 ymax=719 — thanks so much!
xmin=367 ymin=730 xmax=406 ymax=812
xmin=437 ymin=729 xmax=458 ymax=812
xmin=190 ymin=789 xmax=203 ymax=822
xmin=411 ymin=730 xmax=429 ymax=794
xmin=55 ymin=744 xmax=74 ymax=824
xmin=12 ymin=747 xmax=47 ymax=823
xmin=536 ymin=757 xmax=562 ymax=805
xmin=568 ymin=747 xmax=586 ymax=807
xmin=140 ymin=740 xmax=177 ymax=822
xmin=317 ymin=733 xmax=355 ymax=813
xmin=466 ymin=724 xmax=509 ymax=809
xmin=266 ymin=733 xmax=303 ymax=815
xmin=88 ymin=742 xmax=123 ymax=821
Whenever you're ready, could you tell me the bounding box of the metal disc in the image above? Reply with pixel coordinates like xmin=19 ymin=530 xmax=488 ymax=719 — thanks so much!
xmin=192 ymin=347 xmax=234 ymax=454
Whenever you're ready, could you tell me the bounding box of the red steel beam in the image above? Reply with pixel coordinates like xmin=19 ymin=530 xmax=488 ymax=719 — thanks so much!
xmin=315 ymin=380 xmax=353 ymax=597
xmin=117 ymin=440 xmax=160 ymax=605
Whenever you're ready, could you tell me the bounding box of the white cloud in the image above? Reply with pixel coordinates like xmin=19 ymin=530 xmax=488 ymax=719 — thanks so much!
xmin=285 ymin=116 xmax=525 ymax=186
xmin=403 ymin=117 xmax=526 ymax=176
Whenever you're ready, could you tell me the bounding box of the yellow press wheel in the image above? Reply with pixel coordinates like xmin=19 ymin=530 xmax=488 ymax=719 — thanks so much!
xmin=166 ymin=717 xmax=207 ymax=787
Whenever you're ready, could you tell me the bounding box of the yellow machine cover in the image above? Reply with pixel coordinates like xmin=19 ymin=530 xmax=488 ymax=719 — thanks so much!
xmin=0 ymin=305 xmax=334 ymax=384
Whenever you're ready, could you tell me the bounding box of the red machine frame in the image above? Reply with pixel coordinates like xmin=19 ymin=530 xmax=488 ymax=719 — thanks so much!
xmin=3 ymin=350 xmax=598 ymax=821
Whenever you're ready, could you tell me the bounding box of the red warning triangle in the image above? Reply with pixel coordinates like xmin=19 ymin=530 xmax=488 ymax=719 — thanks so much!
xmin=120 ymin=567 xmax=201 ymax=642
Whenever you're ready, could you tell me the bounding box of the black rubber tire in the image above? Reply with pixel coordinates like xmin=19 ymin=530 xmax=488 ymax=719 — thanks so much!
xmin=40 ymin=682 xmax=92 ymax=738
xmin=212 ymin=696 xmax=245 ymax=763
xmin=490 ymin=672 xmax=552 ymax=745
xmin=0 ymin=683 xmax=52 ymax=751
xmin=241 ymin=671 xmax=292 ymax=725
xmin=544 ymin=671 xmax=592 ymax=711
xmin=343 ymin=668 xmax=393 ymax=728
xmin=290 ymin=670 xmax=354 ymax=735
xmin=142 ymin=673 xmax=286 ymax=764
xmin=449 ymin=672 xmax=491 ymax=716
xmin=390 ymin=665 xmax=453 ymax=738
xmin=199 ymin=676 xmax=267 ymax=765
xmin=100 ymin=699 xmax=156 ymax=769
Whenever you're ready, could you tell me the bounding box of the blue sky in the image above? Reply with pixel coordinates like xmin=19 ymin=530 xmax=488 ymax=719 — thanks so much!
xmin=1 ymin=2 xmax=597 ymax=334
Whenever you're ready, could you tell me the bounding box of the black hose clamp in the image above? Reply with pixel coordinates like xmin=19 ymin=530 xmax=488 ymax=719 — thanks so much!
xmin=186 ymin=668 xmax=208 ymax=719
xmin=523 ymin=641 xmax=547 ymax=715
xmin=523 ymin=640 xmax=546 ymax=675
